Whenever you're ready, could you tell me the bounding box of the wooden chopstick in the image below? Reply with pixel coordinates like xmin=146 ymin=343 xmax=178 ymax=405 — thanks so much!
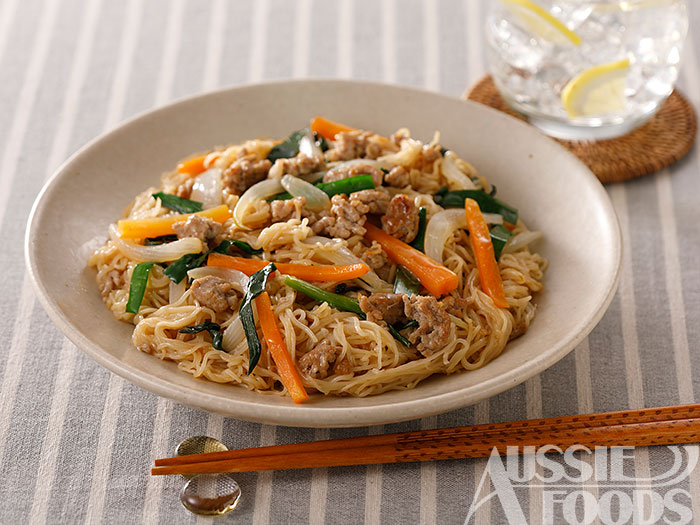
xmin=151 ymin=403 xmax=700 ymax=476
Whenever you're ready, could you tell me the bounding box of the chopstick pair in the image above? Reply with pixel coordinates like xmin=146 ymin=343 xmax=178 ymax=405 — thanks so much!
xmin=151 ymin=403 xmax=700 ymax=476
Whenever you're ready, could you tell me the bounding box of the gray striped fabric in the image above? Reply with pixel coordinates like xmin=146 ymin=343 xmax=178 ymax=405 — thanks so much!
xmin=2 ymin=0 xmax=699 ymax=523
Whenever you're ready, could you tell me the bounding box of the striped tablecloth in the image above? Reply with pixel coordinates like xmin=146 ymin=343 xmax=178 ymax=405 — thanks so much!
xmin=3 ymin=0 xmax=700 ymax=523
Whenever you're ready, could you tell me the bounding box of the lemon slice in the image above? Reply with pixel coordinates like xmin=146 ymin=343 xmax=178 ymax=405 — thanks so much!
xmin=499 ymin=0 xmax=582 ymax=46
xmin=561 ymin=58 xmax=631 ymax=118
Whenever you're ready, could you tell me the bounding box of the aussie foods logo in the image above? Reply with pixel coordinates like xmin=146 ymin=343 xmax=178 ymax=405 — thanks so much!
xmin=464 ymin=445 xmax=698 ymax=524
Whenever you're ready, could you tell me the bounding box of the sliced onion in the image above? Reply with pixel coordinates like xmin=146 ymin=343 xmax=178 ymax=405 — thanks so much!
xmin=187 ymin=266 xmax=249 ymax=293
xmin=190 ymin=168 xmax=222 ymax=209
xmin=169 ymin=279 xmax=186 ymax=303
xmin=232 ymin=178 xmax=283 ymax=229
xmin=424 ymin=209 xmax=505 ymax=263
xmin=502 ymin=230 xmax=542 ymax=254
xmin=425 ymin=209 xmax=466 ymax=263
xmin=280 ymin=174 xmax=330 ymax=211
xmin=304 ymin=236 xmax=392 ymax=293
xmin=299 ymin=129 xmax=323 ymax=157
xmin=108 ymin=225 xmax=203 ymax=262
xmin=442 ymin=151 xmax=477 ymax=190
xmin=222 ymin=313 xmax=245 ymax=352
xmin=482 ymin=212 xmax=504 ymax=225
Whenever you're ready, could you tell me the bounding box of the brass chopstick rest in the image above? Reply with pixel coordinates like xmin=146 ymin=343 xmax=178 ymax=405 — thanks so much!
xmin=175 ymin=436 xmax=241 ymax=516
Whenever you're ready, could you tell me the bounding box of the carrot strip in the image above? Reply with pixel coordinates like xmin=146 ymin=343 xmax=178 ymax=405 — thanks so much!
xmin=117 ymin=204 xmax=231 ymax=239
xmin=255 ymin=292 xmax=309 ymax=404
xmin=177 ymin=153 xmax=220 ymax=175
xmin=207 ymin=253 xmax=370 ymax=282
xmin=464 ymin=198 xmax=509 ymax=308
xmin=363 ymin=223 xmax=459 ymax=296
xmin=310 ymin=116 xmax=355 ymax=141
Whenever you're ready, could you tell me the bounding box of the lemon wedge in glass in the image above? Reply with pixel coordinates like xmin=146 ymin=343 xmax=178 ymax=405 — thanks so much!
xmin=561 ymin=58 xmax=631 ymax=118
xmin=499 ymin=0 xmax=582 ymax=46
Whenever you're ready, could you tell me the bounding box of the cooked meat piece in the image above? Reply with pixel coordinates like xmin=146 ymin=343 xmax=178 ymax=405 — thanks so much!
xmin=270 ymin=196 xmax=306 ymax=223
xmin=361 ymin=241 xmax=390 ymax=272
xmin=333 ymin=358 xmax=353 ymax=375
xmin=381 ymin=194 xmax=420 ymax=243
xmin=222 ymin=154 xmax=271 ymax=195
xmin=403 ymin=295 xmax=451 ymax=356
xmin=325 ymin=130 xmax=396 ymax=161
xmin=323 ymin=162 xmax=384 ymax=187
xmin=359 ymin=293 xmax=406 ymax=325
xmin=440 ymin=294 xmax=470 ymax=317
xmin=172 ymin=215 xmax=223 ymax=243
xmin=298 ymin=343 xmax=338 ymax=379
xmin=310 ymin=194 xmax=369 ymax=239
xmin=351 ymin=189 xmax=391 ymax=214
xmin=384 ymin=165 xmax=410 ymax=187
xmin=190 ymin=275 xmax=239 ymax=313
xmin=100 ymin=270 xmax=124 ymax=297
xmin=268 ymin=153 xmax=325 ymax=179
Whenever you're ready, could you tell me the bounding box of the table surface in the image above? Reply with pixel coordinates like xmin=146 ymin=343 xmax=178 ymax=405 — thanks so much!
xmin=3 ymin=0 xmax=700 ymax=523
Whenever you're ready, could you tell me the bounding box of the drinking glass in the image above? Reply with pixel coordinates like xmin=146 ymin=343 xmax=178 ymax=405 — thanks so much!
xmin=486 ymin=0 xmax=689 ymax=140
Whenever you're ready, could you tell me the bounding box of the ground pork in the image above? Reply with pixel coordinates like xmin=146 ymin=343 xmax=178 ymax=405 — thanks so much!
xmin=381 ymin=194 xmax=419 ymax=243
xmin=270 ymin=196 xmax=306 ymax=223
xmin=351 ymin=189 xmax=391 ymax=214
xmin=222 ymin=154 xmax=271 ymax=195
xmin=298 ymin=343 xmax=339 ymax=379
xmin=359 ymin=293 xmax=406 ymax=325
xmin=325 ymin=130 xmax=398 ymax=162
xmin=268 ymin=153 xmax=325 ymax=179
xmin=309 ymin=194 xmax=369 ymax=239
xmin=361 ymin=241 xmax=390 ymax=272
xmin=190 ymin=275 xmax=240 ymax=313
xmin=402 ymin=295 xmax=451 ymax=356
xmin=172 ymin=215 xmax=222 ymax=243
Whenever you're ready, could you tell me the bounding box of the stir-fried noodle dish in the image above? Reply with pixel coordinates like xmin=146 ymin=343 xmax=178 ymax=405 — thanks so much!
xmin=88 ymin=117 xmax=546 ymax=403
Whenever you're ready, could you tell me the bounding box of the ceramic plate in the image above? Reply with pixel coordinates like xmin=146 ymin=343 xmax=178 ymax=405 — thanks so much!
xmin=25 ymin=80 xmax=621 ymax=427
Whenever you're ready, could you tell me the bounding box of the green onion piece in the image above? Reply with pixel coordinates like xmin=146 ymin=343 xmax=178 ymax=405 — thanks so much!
xmin=164 ymin=239 xmax=234 ymax=283
xmin=434 ymin=189 xmax=518 ymax=225
xmin=410 ymin=207 xmax=427 ymax=252
xmin=229 ymin=239 xmax=263 ymax=255
xmin=313 ymin=132 xmax=329 ymax=152
xmin=387 ymin=324 xmax=411 ymax=347
xmin=490 ymin=224 xmax=513 ymax=260
xmin=269 ymin=174 xmax=375 ymax=202
xmin=395 ymin=319 xmax=419 ymax=331
xmin=393 ymin=266 xmax=421 ymax=296
xmin=164 ymin=253 xmax=207 ymax=283
xmin=179 ymin=320 xmax=224 ymax=351
xmin=267 ymin=128 xmax=307 ymax=162
xmin=144 ymin=234 xmax=178 ymax=245
xmin=152 ymin=192 xmax=203 ymax=214
xmin=284 ymin=276 xmax=366 ymax=317
xmin=126 ymin=263 xmax=154 ymax=314
xmin=240 ymin=263 xmax=277 ymax=374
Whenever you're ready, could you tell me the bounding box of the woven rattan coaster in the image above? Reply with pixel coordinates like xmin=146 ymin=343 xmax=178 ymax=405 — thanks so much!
xmin=464 ymin=75 xmax=697 ymax=183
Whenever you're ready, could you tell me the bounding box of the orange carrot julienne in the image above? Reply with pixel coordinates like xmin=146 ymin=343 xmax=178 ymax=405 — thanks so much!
xmin=464 ymin=198 xmax=509 ymax=309
xmin=117 ymin=204 xmax=231 ymax=239
xmin=207 ymin=253 xmax=370 ymax=282
xmin=363 ymin=223 xmax=459 ymax=296
xmin=310 ymin=116 xmax=355 ymax=141
xmin=255 ymin=292 xmax=309 ymax=404
xmin=177 ymin=154 xmax=220 ymax=175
